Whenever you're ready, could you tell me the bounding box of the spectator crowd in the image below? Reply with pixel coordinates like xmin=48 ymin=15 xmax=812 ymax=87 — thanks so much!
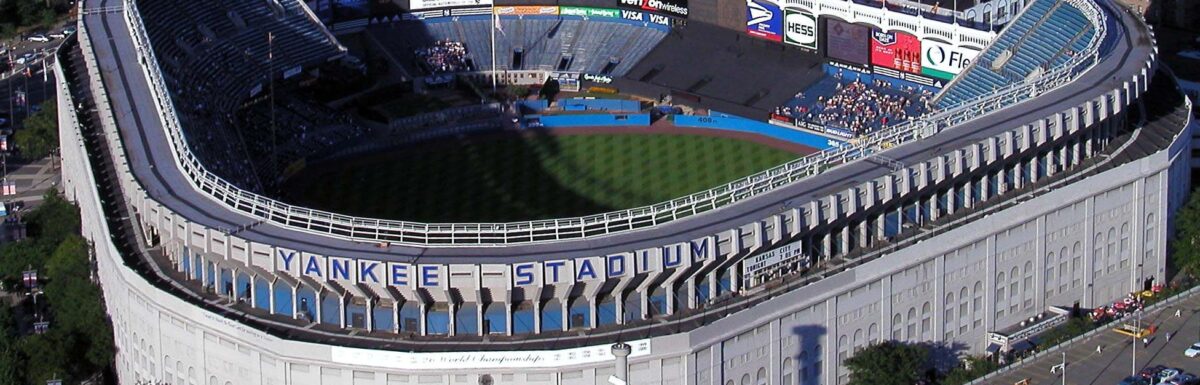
xmin=415 ymin=40 xmax=471 ymax=74
xmin=775 ymin=76 xmax=935 ymax=137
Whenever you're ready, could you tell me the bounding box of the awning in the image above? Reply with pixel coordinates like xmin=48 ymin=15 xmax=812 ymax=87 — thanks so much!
xmin=1012 ymin=340 xmax=1034 ymax=352
xmin=985 ymin=343 xmax=1002 ymax=354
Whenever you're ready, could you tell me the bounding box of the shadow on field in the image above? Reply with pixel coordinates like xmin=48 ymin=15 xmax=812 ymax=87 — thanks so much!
xmin=277 ymin=129 xmax=623 ymax=223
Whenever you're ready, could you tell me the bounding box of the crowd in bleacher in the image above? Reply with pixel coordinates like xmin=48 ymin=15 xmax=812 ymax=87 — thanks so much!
xmin=774 ymin=75 xmax=935 ymax=136
xmin=415 ymin=40 xmax=471 ymax=74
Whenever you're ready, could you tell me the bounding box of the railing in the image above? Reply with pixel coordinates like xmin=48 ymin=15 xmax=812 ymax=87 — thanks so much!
xmin=117 ymin=0 xmax=1109 ymax=247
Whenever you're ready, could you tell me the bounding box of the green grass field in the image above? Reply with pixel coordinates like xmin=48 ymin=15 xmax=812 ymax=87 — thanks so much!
xmin=279 ymin=133 xmax=802 ymax=223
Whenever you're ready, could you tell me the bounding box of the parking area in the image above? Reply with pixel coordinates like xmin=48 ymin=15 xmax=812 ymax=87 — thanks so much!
xmin=987 ymin=289 xmax=1200 ymax=385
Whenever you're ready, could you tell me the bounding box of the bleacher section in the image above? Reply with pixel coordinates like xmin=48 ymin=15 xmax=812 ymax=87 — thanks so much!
xmin=936 ymin=0 xmax=1095 ymax=108
xmin=615 ymin=22 xmax=827 ymax=119
xmin=368 ymin=16 xmax=668 ymax=76
xmin=135 ymin=0 xmax=345 ymax=191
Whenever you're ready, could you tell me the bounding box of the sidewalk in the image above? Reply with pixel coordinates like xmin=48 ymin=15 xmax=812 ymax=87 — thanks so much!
xmin=983 ymin=289 xmax=1200 ymax=385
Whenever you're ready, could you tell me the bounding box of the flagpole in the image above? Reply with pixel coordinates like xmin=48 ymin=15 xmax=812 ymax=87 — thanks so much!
xmin=490 ymin=4 xmax=497 ymax=94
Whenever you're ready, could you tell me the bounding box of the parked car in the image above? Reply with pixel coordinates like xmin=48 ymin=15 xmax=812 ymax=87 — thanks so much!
xmin=48 ymin=32 xmax=64 ymax=39
xmin=1141 ymin=365 xmax=1168 ymax=380
xmin=1120 ymin=375 xmax=1151 ymax=385
xmin=1170 ymin=373 xmax=1198 ymax=384
xmin=63 ymin=26 xmax=76 ymax=35
xmin=1186 ymin=343 xmax=1200 ymax=357
xmin=1158 ymin=368 xmax=1183 ymax=383
xmin=26 ymin=34 xmax=48 ymax=42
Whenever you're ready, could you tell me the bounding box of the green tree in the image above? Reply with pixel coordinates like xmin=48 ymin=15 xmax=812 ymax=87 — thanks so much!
xmin=844 ymin=341 xmax=930 ymax=385
xmin=13 ymin=101 xmax=58 ymax=161
xmin=941 ymin=355 xmax=1000 ymax=385
xmin=1170 ymin=188 xmax=1200 ymax=277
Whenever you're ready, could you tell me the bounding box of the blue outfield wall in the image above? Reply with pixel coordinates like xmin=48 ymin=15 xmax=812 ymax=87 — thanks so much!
xmin=534 ymin=114 xmax=652 ymax=127
xmin=674 ymin=114 xmax=844 ymax=150
xmin=558 ymin=98 xmax=642 ymax=112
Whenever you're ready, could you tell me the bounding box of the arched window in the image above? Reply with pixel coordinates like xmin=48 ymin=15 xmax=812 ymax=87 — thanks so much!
xmin=741 ymin=373 xmax=752 ymax=385
xmin=1046 ymin=251 xmax=1057 ymax=294
xmin=972 ymin=281 xmax=984 ymax=327
xmin=920 ymin=302 xmax=932 ymax=340
xmin=1107 ymin=228 xmax=1118 ymax=272
xmin=944 ymin=292 xmax=956 ymax=332
xmin=853 ymin=329 xmax=864 ymax=353
xmin=906 ymin=308 xmax=917 ymax=339
xmin=838 ymin=335 xmax=850 ymax=364
xmin=1120 ymin=222 xmax=1131 ymax=267
xmin=868 ymin=323 xmax=879 ymax=343
xmin=1072 ymin=241 xmax=1083 ymax=287
xmin=892 ymin=313 xmax=903 ymax=339
xmin=1094 ymin=232 xmax=1104 ymax=276
xmin=782 ymin=358 xmax=794 ymax=385
xmin=756 ymin=367 xmax=767 ymax=385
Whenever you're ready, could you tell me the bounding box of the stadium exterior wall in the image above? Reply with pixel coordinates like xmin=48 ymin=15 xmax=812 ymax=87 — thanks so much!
xmin=63 ymin=100 xmax=1189 ymax=385
xmin=59 ymin=46 xmax=1191 ymax=385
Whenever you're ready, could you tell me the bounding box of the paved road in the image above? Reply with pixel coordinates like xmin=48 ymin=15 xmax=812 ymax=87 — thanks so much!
xmin=988 ymin=290 xmax=1200 ymax=385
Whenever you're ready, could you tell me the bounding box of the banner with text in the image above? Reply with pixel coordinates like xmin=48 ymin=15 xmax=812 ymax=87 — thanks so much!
xmin=871 ymin=29 xmax=922 ymax=75
xmin=920 ymin=40 xmax=980 ymax=80
xmin=746 ymin=0 xmax=783 ymax=42
xmin=560 ymin=6 xmax=620 ymax=19
xmin=618 ymin=0 xmax=689 ymax=18
xmin=782 ymin=8 xmax=817 ymax=50
xmin=493 ymin=5 xmax=558 ymax=16
xmin=409 ymin=0 xmax=492 ymax=10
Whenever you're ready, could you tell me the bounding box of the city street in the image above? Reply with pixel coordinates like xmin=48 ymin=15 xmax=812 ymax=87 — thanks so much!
xmin=987 ymin=290 xmax=1200 ymax=385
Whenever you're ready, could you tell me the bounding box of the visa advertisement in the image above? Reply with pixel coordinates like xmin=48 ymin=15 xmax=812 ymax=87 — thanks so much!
xmin=782 ymin=8 xmax=817 ymax=50
xmin=746 ymin=0 xmax=783 ymax=42
xmin=870 ymin=29 xmax=922 ymax=75
xmin=921 ymin=40 xmax=981 ymax=80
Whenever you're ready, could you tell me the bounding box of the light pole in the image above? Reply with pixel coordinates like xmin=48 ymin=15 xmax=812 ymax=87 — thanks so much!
xmin=1061 ymin=351 xmax=1067 ymax=385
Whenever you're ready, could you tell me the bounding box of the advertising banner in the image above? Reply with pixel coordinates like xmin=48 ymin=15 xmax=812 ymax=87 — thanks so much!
xmin=871 ymin=29 xmax=922 ymax=75
xmin=493 ymin=6 xmax=558 ymax=16
xmin=746 ymin=0 xmax=783 ymax=42
xmin=618 ymin=0 xmax=689 ymax=18
xmin=825 ymin=19 xmax=869 ymax=65
xmin=921 ymin=40 xmax=980 ymax=80
xmin=782 ymin=8 xmax=817 ymax=50
xmin=560 ymin=6 xmax=620 ymax=19
xmin=409 ymin=0 xmax=492 ymax=11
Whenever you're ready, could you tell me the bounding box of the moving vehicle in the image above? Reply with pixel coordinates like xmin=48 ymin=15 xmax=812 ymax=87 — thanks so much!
xmin=26 ymin=35 xmax=48 ymax=42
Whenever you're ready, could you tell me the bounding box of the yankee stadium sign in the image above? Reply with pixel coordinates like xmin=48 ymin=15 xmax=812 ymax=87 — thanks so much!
xmin=618 ymin=0 xmax=689 ymax=18
xmin=273 ymin=236 xmax=718 ymax=288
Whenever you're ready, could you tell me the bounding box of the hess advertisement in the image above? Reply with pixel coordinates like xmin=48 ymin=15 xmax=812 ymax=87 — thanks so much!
xmin=782 ymin=8 xmax=817 ymax=50
xmin=746 ymin=0 xmax=783 ymax=42
xmin=870 ymin=29 xmax=922 ymax=74
xmin=921 ymin=40 xmax=981 ymax=80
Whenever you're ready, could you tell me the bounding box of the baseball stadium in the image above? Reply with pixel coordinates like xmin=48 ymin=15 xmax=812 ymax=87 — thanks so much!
xmin=55 ymin=0 xmax=1191 ymax=383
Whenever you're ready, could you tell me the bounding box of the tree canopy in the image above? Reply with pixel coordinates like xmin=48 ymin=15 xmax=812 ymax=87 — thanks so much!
xmin=844 ymin=341 xmax=930 ymax=385
xmin=0 ymin=0 xmax=71 ymax=40
xmin=13 ymin=101 xmax=58 ymax=161
xmin=0 ymin=191 xmax=113 ymax=385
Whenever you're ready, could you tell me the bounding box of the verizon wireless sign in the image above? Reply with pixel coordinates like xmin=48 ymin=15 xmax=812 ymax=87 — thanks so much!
xmin=618 ymin=0 xmax=689 ymax=18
